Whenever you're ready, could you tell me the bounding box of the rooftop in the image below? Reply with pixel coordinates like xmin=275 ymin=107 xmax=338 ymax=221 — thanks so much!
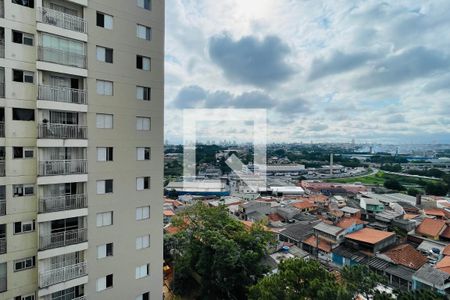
xmin=414 ymin=264 xmax=450 ymax=288
xmin=424 ymin=208 xmax=446 ymax=218
xmin=303 ymin=235 xmax=332 ymax=253
xmin=416 ymin=218 xmax=447 ymax=237
xmin=383 ymin=244 xmax=427 ymax=270
xmin=313 ymin=222 xmax=344 ymax=236
xmin=345 ymin=228 xmax=395 ymax=244
xmin=336 ymin=217 xmax=365 ymax=229
xmin=436 ymin=256 xmax=450 ymax=274
xmin=280 ymin=220 xmax=321 ymax=242
xmin=340 ymin=206 xmax=360 ymax=214
xmin=291 ymin=200 xmax=317 ymax=210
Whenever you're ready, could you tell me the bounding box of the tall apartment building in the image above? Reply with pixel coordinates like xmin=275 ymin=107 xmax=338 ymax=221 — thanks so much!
xmin=0 ymin=0 xmax=164 ymax=299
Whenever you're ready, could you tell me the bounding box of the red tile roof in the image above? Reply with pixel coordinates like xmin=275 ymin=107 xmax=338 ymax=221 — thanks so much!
xmin=440 ymin=226 xmax=450 ymax=239
xmin=383 ymin=244 xmax=427 ymax=270
xmin=345 ymin=228 xmax=395 ymax=244
xmin=291 ymin=200 xmax=317 ymax=210
xmin=436 ymin=256 xmax=450 ymax=274
xmin=416 ymin=218 xmax=447 ymax=238
xmin=443 ymin=245 xmax=450 ymax=256
xmin=336 ymin=218 xmax=364 ymax=229
xmin=303 ymin=235 xmax=332 ymax=253
xmin=424 ymin=208 xmax=446 ymax=218
xmin=163 ymin=210 xmax=175 ymax=217
xmin=268 ymin=213 xmax=283 ymax=222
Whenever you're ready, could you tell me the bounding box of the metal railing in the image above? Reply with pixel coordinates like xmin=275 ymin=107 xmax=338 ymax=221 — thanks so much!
xmin=0 ymin=237 xmax=6 ymax=254
xmin=38 ymin=85 xmax=87 ymax=104
xmin=39 ymin=194 xmax=87 ymax=213
xmin=44 ymin=295 xmax=86 ymax=300
xmin=39 ymin=261 xmax=87 ymax=288
xmin=0 ymin=200 xmax=5 ymax=216
xmin=0 ymin=161 xmax=4 ymax=177
xmin=0 ymin=121 xmax=4 ymax=137
xmin=0 ymin=82 xmax=4 ymax=98
xmin=38 ymin=46 xmax=86 ymax=69
xmin=37 ymin=7 xmax=87 ymax=33
xmin=38 ymin=159 xmax=87 ymax=176
xmin=38 ymin=123 xmax=87 ymax=139
xmin=73 ymin=297 xmax=87 ymax=300
xmin=39 ymin=228 xmax=87 ymax=250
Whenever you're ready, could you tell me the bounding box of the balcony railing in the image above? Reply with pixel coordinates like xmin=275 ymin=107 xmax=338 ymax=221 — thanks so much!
xmin=0 ymin=275 xmax=6 ymax=293
xmin=0 ymin=237 xmax=6 ymax=254
xmin=0 ymin=161 xmax=4 ymax=177
xmin=38 ymin=123 xmax=87 ymax=139
xmin=0 ymin=121 xmax=4 ymax=137
xmin=39 ymin=228 xmax=87 ymax=251
xmin=0 ymin=82 xmax=4 ymax=98
xmin=44 ymin=294 xmax=86 ymax=300
xmin=39 ymin=194 xmax=87 ymax=213
xmin=38 ymin=85 xmax=87 ymax=105
xmin=0 ymin=40 xmax=4 ymax=58
xmin=0 ymin=200 xmax=5 ymax=216
xmin=38 ymin=159 xmax=87 ymax=176
xmin=39 ymin=261 xmax=87 ymax=288
xmin=38 ymin=46 xmax=86 ymax=69
xmin=37 ymin=7 xmax=87 ymax=33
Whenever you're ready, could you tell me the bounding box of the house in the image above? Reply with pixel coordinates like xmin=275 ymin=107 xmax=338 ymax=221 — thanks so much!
xmin=344 ymin=228 xmax=396 ymax=254
xmin=238 ymin=201 xmax=272 ymax=221
xmin=423 ymin=208 xmax=447 ymax=220
xmin=336 ymin=217 xmax=365 ymax=234
xmin=278 ymin=220 xmax=321 ymax=246
xmin=382 ymin=244 xmax=427 ymax=270
xmin=277 ymin=206 xmax=301 ymax=221
xmin=163 ymin=210 xmax=175 ymax=224
xmin=360 ymin=197 xmax=384 ymax=214
xmin=290 ymin=200 xmax=317 ymax=213
xmin=313 ymin=222 xmax=346 ymax=244
xmin=340 ymin=206 xmax=361 ymax=218
xmin=415 ymin=218 xmax=447 ymax=240
xmin=436 ymin=256 xmax=450 ymax=274
xmin=412 ymin=264 xmax=450 ymax=295
xmin=302 ymin=235 xmax=332 ymax=261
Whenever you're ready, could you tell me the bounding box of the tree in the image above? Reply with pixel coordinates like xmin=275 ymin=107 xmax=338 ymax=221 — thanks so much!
xmin=425 ymin=182 xmax=448 ymax=196
xmin=395 ymin=289 xmax=445 ymax=300
xmin=248 ymin=259 xmax=351 ymax=300
xmin=384 ymin=178 xmax=405 ymax=191
xmin=341 ymin=264 xmax=385 ymax=298
xmin=169 ymin=203 xmax=273 ymax=299
xmin=407 ymin=188 xmax=421 ymax=197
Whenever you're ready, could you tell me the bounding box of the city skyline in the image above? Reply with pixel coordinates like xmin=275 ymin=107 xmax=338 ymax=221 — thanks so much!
xmin=165 ymin=0 xmax=450 ymax=144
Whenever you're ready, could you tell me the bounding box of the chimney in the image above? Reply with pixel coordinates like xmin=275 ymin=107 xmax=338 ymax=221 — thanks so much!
xmin=416 ymin=194 xmax=422 ymax=206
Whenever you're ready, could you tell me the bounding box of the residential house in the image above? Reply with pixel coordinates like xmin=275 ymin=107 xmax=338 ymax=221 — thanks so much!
xmin=415 ymin=218 xmax=447 ymax=240
xmin=344 ymin=228 xmax=396 ymax=254
xmin=413 ymin=264 xmax=450 ymax=295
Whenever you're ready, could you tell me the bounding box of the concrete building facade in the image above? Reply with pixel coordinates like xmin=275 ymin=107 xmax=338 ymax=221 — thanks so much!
xmin=0 ymin=0 xmax=164 ymax=299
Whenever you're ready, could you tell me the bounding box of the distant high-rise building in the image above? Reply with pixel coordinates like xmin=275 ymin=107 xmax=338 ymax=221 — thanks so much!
xmin=0 ymin=0 xmax=164 ymax=299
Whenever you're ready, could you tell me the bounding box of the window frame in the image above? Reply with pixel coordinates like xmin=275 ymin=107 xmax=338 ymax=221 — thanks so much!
xmin=97 ymin=147 xmax=113 ymax=162
xmin=96 ymin=11 xmax=113 ymax=29
xmin=96 ymin=113 xmax=114 ymax=129
xmin=137 ymin=147 xmax=151 ymax=161
xmin=96 ymin=80 xmax=114 ymax=96
xmin=136 ymin=86 xmax=151 ymax=101
xmin=96 ymin=211 xmax=113 ymax=227
xmin=14 ymin=256 xmax=36 ymax=272
xmin=136 ymin=206 xmax=150 ymax=221
xmin=136 ymin=234 xmax=150 ymax=250
xmin=12 ymin=30 xmax=34 ymax=46
xmin=13 ymin=184 xmax=34 ymax=197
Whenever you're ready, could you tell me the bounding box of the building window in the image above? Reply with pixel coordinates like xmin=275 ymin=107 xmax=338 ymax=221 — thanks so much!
xmin=136 ymin=177 xmax=150 ymax=191
xmin=96 ymin=180 xmax=113 ymax=194
xmin=97 ymin=243 xmax=113 ymax=259
xmin=97 ymin=147 xmax=113 ymax=162
xmin=13 ymin=147 xmax=34 ymax=159
xmin=96 ymin=12 xmax=113 ymax=29
xmin=96 ymin=274 xmax=113 ymax=291
xmin=13 ymin=184 xmax=34 ymax=197
xmin=96 ymin=211 xmax=113 ymax=227
xmin=13 ymin=69 xmax=34 ymax=83
xmin=137 ymin=0 xmax=151 ymax=10
xmin=136 ymin=292 xmax=150 ymax=300
xmin=136 ymin=206 xmax=150 ymax=220
xmin=136 ymin=55 xmax=151 ymax=71
xmin=96 ymin=113 xmax=113 ymax=129
xmin=136 ymin=86 xmax=151 ymax=101
xmin=14 ymin=221 xmax=35 ymax=234
xmin=137 ymin=147 xmax=151 ymax=160
xmin=12 ymin=0 xmax=34 ymax=8
xmin=14 ymin=295 xmax=35 ymax=300
xmin=96 ymin=46 xmax=113 ymax=63
xmin=96 ymin=80 xmax=113 ymax=95
xmin=136 ymin=117 xmax=151 ymax=131
xmin=136 ymin=235 xmax=150 ymax=250
xmin=135 ymin=264 xmax=150 ymax=279
xmin=12 ymin=30 xmax=34 ymax=46
xmin=12 ymin=108 xmax=35 ymax=121
xmin=14 ymin=256 xmax=35 ymax=272
xmin=136 ymin=24 xmax=151 ymax=40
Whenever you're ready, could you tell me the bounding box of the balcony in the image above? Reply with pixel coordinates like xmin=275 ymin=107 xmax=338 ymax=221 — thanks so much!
xmin=38 ymin=46 xmax=86 ymax=69
xmin=0 ymin=161 xmax=4 ymax=177
xmin=0 ymin=40 xmax=4 ymax=58
xmin=0 ymin=200 xmax=4 ymax=216
xmin=38 ymin=159 xmax=87 ymax=176
xmin=39 ymin=228 xmax=87 ymax=251
xmin=38 ymin=85 xmax=87 ymax=105
xmin=39 ymin=261 xmax=87 ymax=288
xmin=43 ymin=294 xmax=86 ymax=300
xmin=37 ymin=7 xmax=87 ymax=33
xmin=0 ymin=237 xmax=5 ymax=255
xmin=0 ymin=82 xmax=4 ymax=98
xmin=39 ymin=194 xmax=87 ymax=213
xmin=38 ymin=123 xmax=87 ymax=139
xmin=0 ymin=274 xmax=5 ymax=293
xmin=0 ymin=122 xmax=4 ymax=137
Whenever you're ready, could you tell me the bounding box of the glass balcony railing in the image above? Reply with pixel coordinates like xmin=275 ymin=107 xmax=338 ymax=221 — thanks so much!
xmin=37 ymin=7 xmax=87 ymax=33
xmin=39 ymin=261 xmax=87 ymax=288
xmin=38 ymin=46 xmax=86 ymax=69
xmin=38 ymin=123 xmax=87 ymax=139
xmin=38 ymin=159 xmax=87 ymax=176
xmin=39 ymin=228 xmax=87 ymax=251
xmin=38 ymin=85 xmax=87 ymax=104
xmin=39 ymin=194 xmax=87 ymax=213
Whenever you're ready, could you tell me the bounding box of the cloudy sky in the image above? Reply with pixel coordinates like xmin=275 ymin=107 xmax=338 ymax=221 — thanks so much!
xmin=164 ymin=0 xmax=450 ymax=144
